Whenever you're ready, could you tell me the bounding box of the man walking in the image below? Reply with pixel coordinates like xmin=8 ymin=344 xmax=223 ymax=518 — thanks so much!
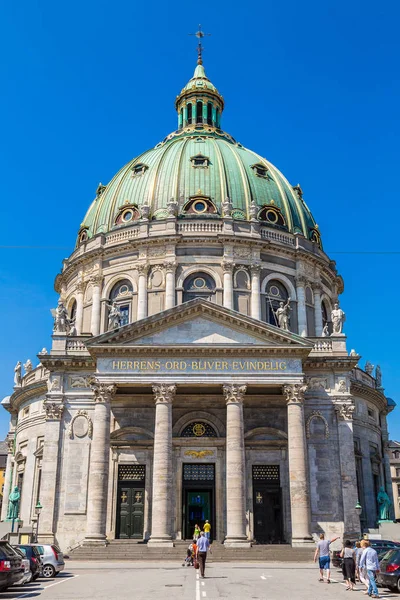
xmin=203 ymin=520 xmax=211 ymax=540
xmin=359 ymin=540 xmax=380 ymax=598
xmin=313 ymin=533 xmax=339 ymax=583
xmin=196 ymin=531 xmax=211 ymax=578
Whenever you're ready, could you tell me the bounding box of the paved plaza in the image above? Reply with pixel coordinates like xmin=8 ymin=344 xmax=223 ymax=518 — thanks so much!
xmin=1 ymin=562 xmax=397 ymax=600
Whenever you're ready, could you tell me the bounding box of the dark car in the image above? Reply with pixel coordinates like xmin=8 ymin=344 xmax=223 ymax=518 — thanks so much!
xmin=15 ymin=544 xmax=42 ymax=580
xmin=0 ymin=540 xmax=23 ymax=592
xmin=333 ymin=539 xmax=400 ymax=568
xmin=377 ymin=548 xmax=400 ymax=593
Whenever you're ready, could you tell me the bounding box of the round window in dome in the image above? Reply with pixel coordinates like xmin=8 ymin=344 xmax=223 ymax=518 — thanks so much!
xmin=269 ymin=285 xmax=280 ymax=297
xmin=266 ymin=209 xmax=278 ymax=224
xmin=122 ymin=210 xmax=134 ymax=222
xmin=193 ymin=277 xmax=207 ymax=289
xmin=118 ymin=284 xmax=129 ymax=296
xmin=193 ymin=200 xmax=207 ymax=213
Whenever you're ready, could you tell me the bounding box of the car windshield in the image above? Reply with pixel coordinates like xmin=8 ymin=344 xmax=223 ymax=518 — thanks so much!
xmin=0 ymin=543 xmax=19 ymax=559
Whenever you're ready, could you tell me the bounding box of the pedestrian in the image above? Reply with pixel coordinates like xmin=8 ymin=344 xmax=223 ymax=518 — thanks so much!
xmin=313 ymin=533 xmax=340 ymax=583
xmin=193 ymin=524 xmax=200 ymax=540
xmin=191 ymin=538 xmax=197 ymax=567
xmin=340 ymin=539 xmax=356 ymax=590
xmin=182 ymin=541 xmax=194 ymax=567
xmin=359 ymin=540 xmax=380 ymax=598
xmin=196 ymin=531 xmax=211 ymax=578
xmin=203 ymin=520 xmax=211 ymax=541
xmin=358 ymin=540 xmax=370 ymax=591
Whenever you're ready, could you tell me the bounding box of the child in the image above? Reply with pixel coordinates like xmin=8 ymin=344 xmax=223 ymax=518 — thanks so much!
xmin=182 ymin=541 xmax=194 ymax=567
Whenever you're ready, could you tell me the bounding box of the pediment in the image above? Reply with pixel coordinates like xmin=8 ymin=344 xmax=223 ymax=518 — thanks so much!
xmin=87 ymin=299 xmax=313 ymax=355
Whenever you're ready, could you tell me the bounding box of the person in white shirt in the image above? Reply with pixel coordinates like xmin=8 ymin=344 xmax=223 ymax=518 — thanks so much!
xmin=359 ymin=540 xmax=380 ymax=598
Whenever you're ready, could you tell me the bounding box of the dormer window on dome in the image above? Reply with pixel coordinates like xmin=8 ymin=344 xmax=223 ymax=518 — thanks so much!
xmin=114 ymin=204 xmax=140 ymax=225
xmin=258 ymin=204 xmax=286 ymax=227
xmin=251 ymin=163 xmax=269 ymax=179
xmin=183 ymin=192 xmax=217 ymax=215
xmin=310 ymin=227 xmax=322 ymax=248
xmin=190 ymin=154 xmax=210 ymax=168
xmin=131 ymin=163 xmax=148 ymax=178
xmin=77 ymin=226 xmax=89 ymax=245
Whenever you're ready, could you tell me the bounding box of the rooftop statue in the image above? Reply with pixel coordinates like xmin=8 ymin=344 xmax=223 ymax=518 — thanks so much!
xmin=14 ymin=361 xmax=22 ymax=387
xmin=375 ymin=365 xmax=383 ymax=388
xmin=275 ymin=299 xmax=291 ymax=331
xmin=331 ymin=301 xmax=345 ymax=335
xmin=365 ymin=361 xmax=374 ymax=376
xmin=52 ymin=300 xmax=69 ymax=333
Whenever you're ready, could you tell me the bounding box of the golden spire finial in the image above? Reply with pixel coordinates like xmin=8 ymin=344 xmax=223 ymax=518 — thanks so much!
xmin=189 ymin=24 xmax=211 ymax=65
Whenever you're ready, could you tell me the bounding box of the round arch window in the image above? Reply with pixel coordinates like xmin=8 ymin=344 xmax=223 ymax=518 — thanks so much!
xmin=122 ymin=209 xmax=134 ymax=222
xmin=266 ymin=209 xmax=279 ymax=224
xmin=181 ymin=421 xmax=217 ymax=438
xmin=193 ymin=200 xmax=208 ymax=213
xmin=183 ymin=272 xmax=216 ymax=303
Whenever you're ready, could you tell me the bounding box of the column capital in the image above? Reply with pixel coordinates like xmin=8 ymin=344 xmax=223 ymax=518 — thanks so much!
xmin=152 ymin=384 xmax=176 ymax=404
xmin=313 ymin=282 xmax=323 ymax=293
xmin=222 ymin=260 xmax=235 ymax=274
xmin=296 ymin=275 xmax=309 ymax=287
xmin=137 ymin=262 xmax=149 ymax=276
xmin=90 ymin=274 xmax=103 ymax=286
xmin=250 ymin=263 xmax=261 ymax=275
xmin=334 ymin=401 xmax=355 ymax=421
xmin=44 ymin=402 xmax=64 ymax=421
xmin=283 ymin=383 xmax=307 ymax=405
xmin=75 ymin=280 xmax=85 ymax=293
xmin=89 ymin=378 xmax=116 ymax=403
xmin=223 ymin=384 xmax=247 ymax=405
xmin=165 ymin=260 xmax=177 ymax=274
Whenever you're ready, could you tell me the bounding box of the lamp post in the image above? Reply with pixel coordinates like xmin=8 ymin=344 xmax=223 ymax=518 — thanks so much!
xmin=355 ymin=501 xmax=362 ymax=535
xmin=34 ymin=501 xmax=42 ymax=543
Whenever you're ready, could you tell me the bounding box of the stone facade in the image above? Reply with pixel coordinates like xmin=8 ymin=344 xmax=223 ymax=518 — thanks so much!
xmin=389 ymin=441 xmax=400 ymax=520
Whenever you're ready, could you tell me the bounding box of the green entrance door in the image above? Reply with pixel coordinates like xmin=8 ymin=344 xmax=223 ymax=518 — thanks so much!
xmin=116 ymin=485 xmax=144 ymax=539
xmin=185 ymin=490 xmax=211 ymax=539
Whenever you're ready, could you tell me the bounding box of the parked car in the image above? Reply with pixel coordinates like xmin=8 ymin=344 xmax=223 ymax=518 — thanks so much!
xmin=15 ymin=544 xmax=42 ymax=580
xmin=377 ymin=548 xmax=400 ymax=592
xmin=0 ymin=540 xmax=24 ymax=593
xmin=12 ymin=548 xmax=32 ymax=585
xmin=332 ymin=539 xmax=400 ymax=568
xmin=30 ymin=544 xmax=65 ymax=578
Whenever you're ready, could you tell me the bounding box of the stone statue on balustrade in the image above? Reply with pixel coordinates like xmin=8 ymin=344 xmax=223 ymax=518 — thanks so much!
xmin=375 ymin=365 xmax=383 ymax=389
xmin=14 ymin=362 xmax=22 ymax=387
xmin=275 ymin=298 xmax=291 ymax=331
xmin=322 ymin=323 xmax=329 ymax=337
xmin=106 ymin=301 xmax=122 ymax=330
xmin=331 ymin=301 xmax=345 ymax=335
xmin=51 ymin=300 xmax=70 ymax=333
xmin=377 ymin=486 xmax=392 ymax=521
xmin=6 ymin=487 xmax=20 ymax=521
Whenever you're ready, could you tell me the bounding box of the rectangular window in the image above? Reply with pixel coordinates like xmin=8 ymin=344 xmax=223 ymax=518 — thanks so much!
xmin=252 ymin=465 xmax=280 ymax=482
xmin=396 ymin=468 xmax=400 ymax=477
xmin=118 ymin=464 xmax=145 ymax=482
xmin=119 ymin=305 xmax=130 ymax=327
xmin=183 ymin=464 xmax=215 ymax=481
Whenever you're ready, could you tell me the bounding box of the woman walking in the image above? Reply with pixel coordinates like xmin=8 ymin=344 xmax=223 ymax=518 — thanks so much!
xmin=193 ymin=524 xmax=200 ymax=540
xmin=341 ymin=540 xmax=356 ymax=591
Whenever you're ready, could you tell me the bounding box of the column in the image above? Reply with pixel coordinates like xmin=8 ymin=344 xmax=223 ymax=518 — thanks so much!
xmin=250 ymin=264 xmax=261 ymax=320
xmin=313 ymin=284 xmax=323 ymax=336
xmin=296 ymin=277 xmax=307 ymax=337
xmin=148 ymin=384 xmax=175 ymax=546
xmin=75 ymin=281 xmax=85 ymax=335
xmin=137 ymin=263 xmax=149 ymax=320
xmin=222 ymin=261 xmax=234 ymax=310
xmin=1 ymin=437 xmax=14 ymax=521
xmin=165 ymin=262 xmax=177 ymax=310
xmin=381 ymin=412 xmax=395 ymax=520
xmin=335 ymin=401 xmax=362 ymax=537
xmin=90 ymin=275 xmax=103 ymax=336
xmin=84 ymin=379 xmax=116 ymax=543
xmin=283 ymin=384 xmax=313 ymax=546
xmin=223 ymin=384 xmax=250 ymax=547
xmin=38 ymin=399 xmax=64 ymax=543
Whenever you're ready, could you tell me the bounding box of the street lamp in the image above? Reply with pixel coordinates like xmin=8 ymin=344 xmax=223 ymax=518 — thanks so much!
xmin=34 ymin=501 xmax=42 ymax=543
xmin=355 ymin=501 xmax=362 ymax=535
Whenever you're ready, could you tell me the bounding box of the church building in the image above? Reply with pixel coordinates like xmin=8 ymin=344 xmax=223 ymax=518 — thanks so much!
xmin=2 ymin=47 xmax=395 ymax=550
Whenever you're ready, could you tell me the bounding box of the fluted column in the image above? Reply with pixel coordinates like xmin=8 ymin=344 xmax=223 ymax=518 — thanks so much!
xmin=165 ymin=262 xmax=177 ymax=310
xmin=137 ymin=264 xmax=149 ymax=320
xmin=222 ymin=261 xmax=234 ymax=310
xmin=250 ymin=264 xmax=261 ymax=320
xmin=75 ymin=281 xmax=85 ymax=335
xmin=84 ymin=379 xmax=115 ymax=543
xmin=335 ymin=400 xmax=362 ymax=537
xmin=296 ymin=277 xmax=307 ymax=337
xmin=283 ymin=384 xmax=312 ymax=546
xmin=224 ymin=384 xmax=250 ymax=547
xmin=38 ymin=397 xmax=64 ymax=543
xmin=148 ymin=384 xmax=175 ymax=546
xmin=90 ymin=275 xmax=102 ymax=336
xmin=313 ymin=284 xmax=323 ymax=336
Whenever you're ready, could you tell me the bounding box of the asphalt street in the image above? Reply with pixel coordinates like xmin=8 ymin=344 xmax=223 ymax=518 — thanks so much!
xmin=1 ymin=562 xmax=397 ymax=600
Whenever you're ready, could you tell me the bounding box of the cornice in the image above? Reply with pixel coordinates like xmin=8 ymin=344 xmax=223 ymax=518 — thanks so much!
xmin=87 ymin=344 xmax=309 ymax=358
xmin=351 ymin=380 xmax=387 ymax=412
xmin=38 ymin=356 xmax=95 ymax=371
xmin=304 ymin=356 xmax=359 ymax=369
xmin=10 ymin=381 xmax=47 ymax=411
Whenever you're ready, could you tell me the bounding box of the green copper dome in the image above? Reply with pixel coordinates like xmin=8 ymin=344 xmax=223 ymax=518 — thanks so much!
xmin=77 ymin=63 xmax=320 ymax=246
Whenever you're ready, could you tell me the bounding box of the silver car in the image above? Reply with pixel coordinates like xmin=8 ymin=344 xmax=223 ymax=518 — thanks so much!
xmin=30 ymin=544 xmax=65 ymax=578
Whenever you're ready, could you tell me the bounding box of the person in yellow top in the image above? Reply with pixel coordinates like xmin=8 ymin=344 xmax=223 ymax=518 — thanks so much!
xmin=203 ymin=520 xmax=211 ymax=540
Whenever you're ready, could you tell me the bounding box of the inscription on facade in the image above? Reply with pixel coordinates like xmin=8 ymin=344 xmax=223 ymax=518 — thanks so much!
xmin=98 ymin=357 xmax=302 ymax=375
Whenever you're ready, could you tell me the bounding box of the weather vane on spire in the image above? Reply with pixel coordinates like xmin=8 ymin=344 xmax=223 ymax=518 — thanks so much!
xmin=189 ymin=25 xmax=211 ymax=65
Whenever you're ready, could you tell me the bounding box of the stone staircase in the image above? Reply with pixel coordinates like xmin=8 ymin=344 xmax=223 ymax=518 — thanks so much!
xmin=69 ymin=540 xmax=313 ymax=562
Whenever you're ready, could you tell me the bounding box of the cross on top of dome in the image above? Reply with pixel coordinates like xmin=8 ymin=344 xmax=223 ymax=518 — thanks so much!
xmin=188 ymin=24 xmax=211 ymax=65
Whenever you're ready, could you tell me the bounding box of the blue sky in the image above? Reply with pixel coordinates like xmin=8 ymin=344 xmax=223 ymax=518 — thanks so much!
xmin=0 ymin=1 xmax=399 ymax=439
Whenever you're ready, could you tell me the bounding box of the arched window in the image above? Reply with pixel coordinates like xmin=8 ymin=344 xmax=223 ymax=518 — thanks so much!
xmin=183 ymin=272 xmax=216 ymax=303
xmin=234 ymin=269 xmax=250 ymax=316
xmin=321 ymin=300 xmax=330 ymax=334
xmin=305 ymin=286 xmax=315 ymax=336
xmin=265 ymin=280 xmax=289 ymax=326
xmin=109 ymin=279 xmax=133 ymax=327
xmin=196 ymin=101 xmax=203 ymax=124
xmin=207 ymin=103 xmax=212 ymax=125
xmin=187 ymin=103 xmax=192 ymax=125
xmin=69 ymin=300 xmax=77 ymax=322
xmin=181 ymin=421 xmax=217 ymax=438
